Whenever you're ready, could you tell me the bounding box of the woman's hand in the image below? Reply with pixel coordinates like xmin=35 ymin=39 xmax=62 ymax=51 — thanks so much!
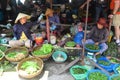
xmin=108 ymin=14 xmax=114 ymax=19
xmin=95 ymin=42 xmax=99 ymax=45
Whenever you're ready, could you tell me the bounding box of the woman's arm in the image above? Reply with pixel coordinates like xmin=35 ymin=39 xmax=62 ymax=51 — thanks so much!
xmin=113 ymin=0 xmax=120 ymax=14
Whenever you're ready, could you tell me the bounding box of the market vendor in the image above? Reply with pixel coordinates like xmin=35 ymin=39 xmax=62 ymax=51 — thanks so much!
xmin=45 ymin=8 xmax=61 ymax=36
xmin=84 ymin=17 xmax=109 ymax=56
xmin=9 ymin=13 xmax=40 ymax=48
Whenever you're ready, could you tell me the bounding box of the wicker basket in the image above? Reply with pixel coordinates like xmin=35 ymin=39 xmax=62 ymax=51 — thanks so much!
xmin=32 ymin=45 xmax=53 ymax=59
xmin=5 ymin=47 xmax=29 ymax=62
xmin=16 ymin=57 xmax=44 ymax=79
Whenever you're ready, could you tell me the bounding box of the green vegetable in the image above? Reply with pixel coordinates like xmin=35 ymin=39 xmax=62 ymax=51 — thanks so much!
xmin=104 ymin=42 xmax=118 ymax=57
xmin=33 ymin=44 xmax=53 ymax=55
xmin=72 ymin=67 xmax=87 ymax=74
xmin=65 ymin=41 xmax=76 ymax=47
xmin=85 ymin=44 xmax=99 ymax=50
xmin=6 ymin=50 xmax=27 ymax=58
xmin=0 ymin=52 xmax=3 ymax=58
xmin=0 ymin=46 xmax=7 ymax=52
xmin=88 ymin=72 xmax=108 ymax=80
xmin=111 ymin=75 xmax=120 ymax=80
xmin=116 ymin=66 xmax=120 ymax=73
xmin=98 ymin=60 xmax=110 ymax=66
xmin=21 ymin=61 xmax=40 ymax=74
xmin=110 ymin=57 xmax=120 ymax=63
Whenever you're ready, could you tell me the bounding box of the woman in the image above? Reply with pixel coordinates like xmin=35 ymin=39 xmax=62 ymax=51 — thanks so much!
xmin=85 ymin=17 xmax=109 ymax=56
xmin=109 ymin=0 xmax=120 ymax=46
xmin=9 ymin=13 xmax=39 ymax=48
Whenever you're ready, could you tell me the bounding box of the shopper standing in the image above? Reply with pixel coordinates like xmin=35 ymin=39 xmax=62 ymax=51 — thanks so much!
xmin=109 ymin=0 xmax=120 ymax=46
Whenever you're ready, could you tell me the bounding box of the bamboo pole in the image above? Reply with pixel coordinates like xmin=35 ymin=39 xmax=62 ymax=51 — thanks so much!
xmin=82 ymin=0 xmax=90 ymax=60
xmin=46 ymin=16 xmax=50 ymax=42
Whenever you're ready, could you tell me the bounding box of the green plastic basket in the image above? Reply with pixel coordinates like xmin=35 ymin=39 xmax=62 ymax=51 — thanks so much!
xmin=70 ymin=65 xmax=88 ymax=80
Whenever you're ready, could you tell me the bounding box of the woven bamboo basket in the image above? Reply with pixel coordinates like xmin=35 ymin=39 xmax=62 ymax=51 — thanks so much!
xmin=5 ymin=47 xmax=29 ymax=62
xmin=0 ymin=50 xmax=5 ymax=61
xmin=16 ymin=57 xmax=44 ymax=79
xmin=32 ymin=45 xmax=53 ymax=59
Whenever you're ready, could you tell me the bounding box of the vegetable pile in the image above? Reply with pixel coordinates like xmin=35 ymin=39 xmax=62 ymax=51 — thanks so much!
xmin=104 ymin=42 xmax=118 ymax=57
xmin=111 ymin=75 xmax=120 ymax=80
xmin=65 ymin=41 xmax=76 ymax=47
xmin=72 ymin=67 xmax=87 ymax=74
xmin=85 ymin=44 xmax=99 ymax=50
xmin=0 ymin=45 xmax=7 ymax=52
xmin=33 ymin=44 xmax=53 ymax=55
xmin=98 ymin=60 xmax=110 ymax=66
xmin=0 ymin=52 xmax=3 ymax=58
xmin=110 ymin=57 xmax=120 ymax=64
xmin=20 ymin=61 xmax=40 ymax=74
xmin=116 ymin=66 xmax=120 ymax=73
xmin=6 ymin=50 xmax=27 ymax=58
xmin=88 ymin=72 xmax=108 ymax=80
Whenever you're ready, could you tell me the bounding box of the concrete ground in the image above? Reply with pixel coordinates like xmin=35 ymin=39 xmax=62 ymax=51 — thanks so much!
xmin=0 ymin=58 xmax=75 ymax=80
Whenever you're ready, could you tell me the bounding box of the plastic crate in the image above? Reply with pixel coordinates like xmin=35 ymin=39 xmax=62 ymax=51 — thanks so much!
xmin=113 ymin=64 xmax=120 ymax=74
xmin=97 ymin=57 xmax=115 ymax=72
xmin=87 ymin=69 xmax=110 ymax=80
xmin=70 ymin=65 xmax=88 ymax=80
xmin=109 ymin=74 xmax=120 ymax=80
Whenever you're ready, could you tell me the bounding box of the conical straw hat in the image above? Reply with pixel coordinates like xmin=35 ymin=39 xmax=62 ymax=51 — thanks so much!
xmin=15 ymin=13 xmax=31 ymax=23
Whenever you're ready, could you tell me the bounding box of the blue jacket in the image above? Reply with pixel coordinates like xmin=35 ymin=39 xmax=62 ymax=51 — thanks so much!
xmin=13 ymin=22 xmax=38 ymax=40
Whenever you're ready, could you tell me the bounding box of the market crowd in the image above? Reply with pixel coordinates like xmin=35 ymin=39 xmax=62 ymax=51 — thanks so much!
xmin=0 ymin=0 xmax=120 ymax=56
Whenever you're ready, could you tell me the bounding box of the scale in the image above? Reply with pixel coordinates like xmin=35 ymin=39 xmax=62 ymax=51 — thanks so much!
xmin=86 ymin=52 xmax=97 ymax=62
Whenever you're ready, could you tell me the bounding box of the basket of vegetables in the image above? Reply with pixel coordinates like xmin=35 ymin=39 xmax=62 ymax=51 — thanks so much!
xmin=113 ymin=64 xmax=120 ymax=74
xmin=16 ymin=57 xmax=44 ymax=79
xmin=32 ymin=44 xmax=53 ymax=59
xmin=65 ymin=41 xmax=76 ymax=47
xmin=109 ymin=74 xmax=120 ymax=80
xmin=85 ymin=44 xmax=100 ymax=52
xmin=0 ymin=50 xmax=5 ymax=61
xmin=97 ymin=57 xmax=115 ymax=72
xmin=70 ymin=65 xmax=88 ymax=80
xmin=5 ymin=47 xmax=29 ymax=62
xmin=87 ymin=69 xmax=109 ymax=80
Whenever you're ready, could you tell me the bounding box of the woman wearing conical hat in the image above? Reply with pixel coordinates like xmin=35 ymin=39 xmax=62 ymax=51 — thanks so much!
xmin=9 ymin=13 xmax=40 ymax=48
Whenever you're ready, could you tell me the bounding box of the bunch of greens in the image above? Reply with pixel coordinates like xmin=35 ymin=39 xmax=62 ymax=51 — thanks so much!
xmin=72 ymin=67 xmax=87 ymax=74
xmin=0 ymin=52 xmax=3 ymax=58
xmin=98 ymin=60 xmax=110 ymax=66
xmin=85 ymin=44 xmax=99 ymax=50
xmin=116 ymin=66 xmax=120 ymax=73
xmin=6 ymin=50 xmax=27 ymax=58
xmin=21 ymin=61 xmax=40 ymax=74
xmin=88 ymin=72 xmax=108 ymax=80
xmin=110 ymin=57 xmax=120 ymax=64
xmin=65 ymin=41 xmax=76 ymax=47
xmin=33 ymin=44 xmax=53 ymax=55
xmin=0 ymin=45 xmax=7 ymax=52
xmin=104 ymin=42 xmax=118 ymax=57
xmin=0 ymin=60 xmax=15 ymax=72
